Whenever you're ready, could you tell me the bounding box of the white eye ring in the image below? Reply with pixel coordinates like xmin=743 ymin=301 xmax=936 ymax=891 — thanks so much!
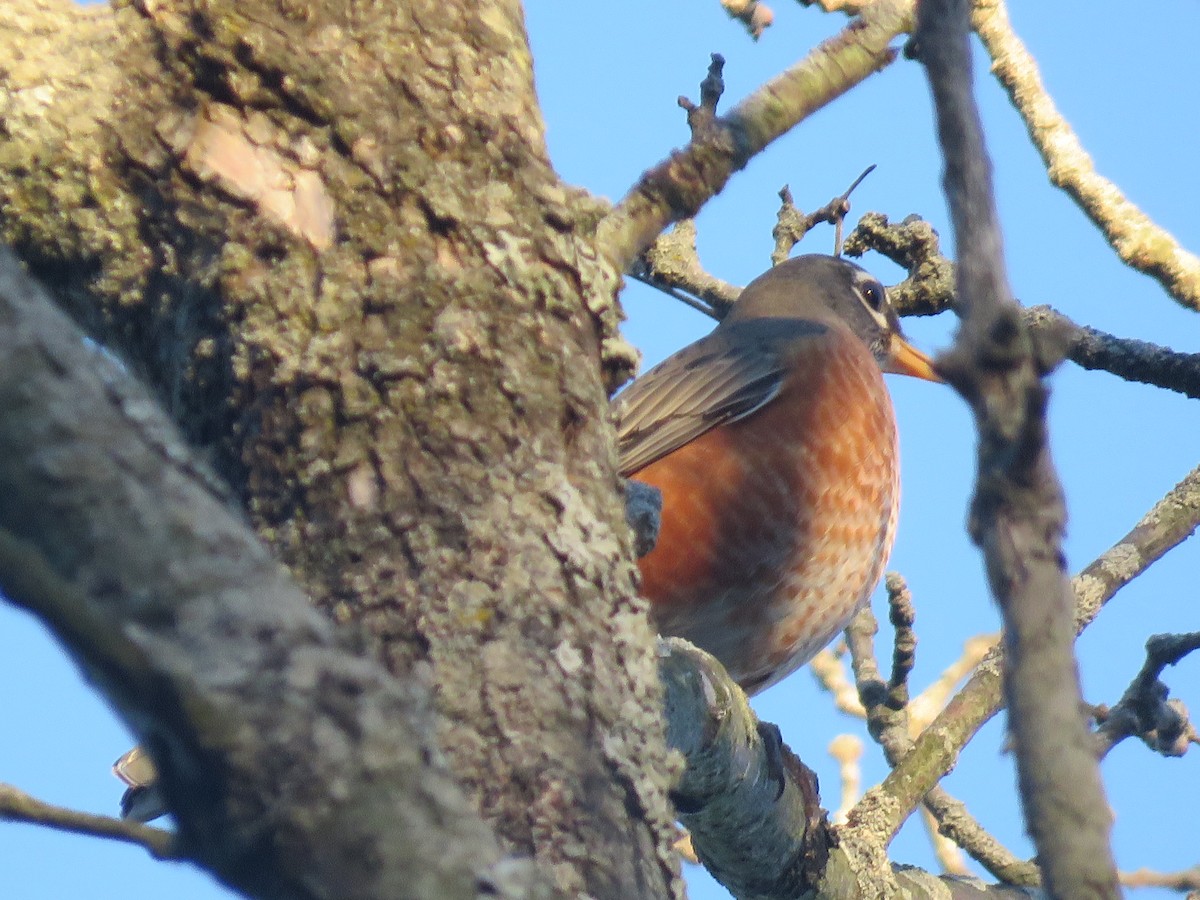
xmin=861 ymin=282 xmax=885 ymax=311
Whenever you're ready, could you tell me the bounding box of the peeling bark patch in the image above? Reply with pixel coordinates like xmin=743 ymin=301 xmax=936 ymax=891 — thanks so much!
xmin=182 ymin=104 xmax=335 ymax=251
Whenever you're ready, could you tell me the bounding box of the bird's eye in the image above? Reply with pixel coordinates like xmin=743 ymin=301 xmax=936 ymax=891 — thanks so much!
xmin=861 ymin=282 xmax=885 ymax=312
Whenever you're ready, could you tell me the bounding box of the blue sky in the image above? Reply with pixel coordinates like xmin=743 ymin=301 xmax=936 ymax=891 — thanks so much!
xmin=2 ymin=3 xmax=1197 ymax=898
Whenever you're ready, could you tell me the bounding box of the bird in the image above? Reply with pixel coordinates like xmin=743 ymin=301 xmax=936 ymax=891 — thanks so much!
xmin=112 ymin=744 xmax=165 ymax=822
xmin=615 ymin=254 xmax=939 ymax=695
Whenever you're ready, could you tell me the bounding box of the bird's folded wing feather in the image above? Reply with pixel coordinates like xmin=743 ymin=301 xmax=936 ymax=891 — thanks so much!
xmin=614 ymin=319 xmax=824 ymax=476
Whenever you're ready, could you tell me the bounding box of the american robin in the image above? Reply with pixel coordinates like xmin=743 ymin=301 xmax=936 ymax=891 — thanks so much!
xmin=616 ymin=254 xmax=939 ymax=695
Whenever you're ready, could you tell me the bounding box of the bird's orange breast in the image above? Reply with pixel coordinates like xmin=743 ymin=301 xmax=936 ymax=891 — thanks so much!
xmin=631 ymin=326 xmax=899 ymax=694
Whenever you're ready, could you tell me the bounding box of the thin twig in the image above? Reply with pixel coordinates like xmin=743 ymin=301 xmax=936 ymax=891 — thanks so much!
xmin=596 ymin=0 xmax=912 ymax=268
xmin=827 ymin=733 xmax=864 ymax=824
xmin=0 ymin=782 xmax=180 ymax=860
xmin=810 ymin=646 xmax=867 ymax=718
xmin=771 ymin=165 xmax=876 ymax=264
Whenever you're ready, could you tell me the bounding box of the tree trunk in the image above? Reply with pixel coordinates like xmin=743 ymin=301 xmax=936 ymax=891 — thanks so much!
xmin=0 ymin=1 xmax=680 ymax=896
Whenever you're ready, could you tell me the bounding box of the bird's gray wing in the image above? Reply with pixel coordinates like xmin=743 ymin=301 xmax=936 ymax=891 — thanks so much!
xmin=614 ymin=318 xmax=824 ymax=476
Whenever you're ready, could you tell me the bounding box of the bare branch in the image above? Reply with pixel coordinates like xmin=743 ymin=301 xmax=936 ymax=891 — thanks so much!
xmin=869 ymin=461 xmax=1200 ymax=844
xmin=811 ymin=646 xmax=868 ymax=718
xmin=1025 ymin=306 xmax=1200 ymax=401
xmin=631 ymin=220 xmax=739 ymax=320
xmin=771 ymin=165 xmax=876 ymax=264
xmin=973 ymin=0 xmax=1200 ymax=313
xmin=0 ymin=783 xmax=180 ymax=860
xmin=827 ymin=734 xmax=865 ymax=824
xmin=1120 ymin=866 xmax=1200 ymax=892
xmin=1073 ymin=465 xmax=1200 ymax=630
xmin=1093 ymin=632 xmax=1200 ymax=759
xmin=914 ymin=0 xmax=1119 ymax=895
xmin=597 ymin=0 xmax=913 ymax=268
xmin=923 ymin=789 xmax=1041 ymax=887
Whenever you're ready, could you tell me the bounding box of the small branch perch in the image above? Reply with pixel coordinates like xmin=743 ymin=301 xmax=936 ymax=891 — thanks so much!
xmin=659 ymin=637 xmax=831 ymax=898
xmin=0 ymin=783 xmax=180 ymax=860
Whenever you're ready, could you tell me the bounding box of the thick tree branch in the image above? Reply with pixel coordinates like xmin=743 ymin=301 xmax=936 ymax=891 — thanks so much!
xmin=915 ymin=1 xmax=1120 ymax=895
xmin=660 ymin=638 xmax=832 ymax=899
xmin=0 ymin=248 xmax=539 ymax=900
xmin=596 ymin=0 xmax=913 ymax=268
xmin=662 ymin=638 xmax=1051 ymax=898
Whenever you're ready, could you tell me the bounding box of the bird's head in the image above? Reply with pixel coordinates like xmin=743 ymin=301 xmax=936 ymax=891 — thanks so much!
xmin=722 ymin=254 xmax=940 ymax=382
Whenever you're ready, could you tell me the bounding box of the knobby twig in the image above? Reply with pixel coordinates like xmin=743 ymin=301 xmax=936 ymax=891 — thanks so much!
xmin=596 ymin=0 xmax=913 ymax=269
xmin=845 ymin=581 xmax=1035 ymax=885
xmin=772 ymin=165 xmax=876 ymax=264
xmin=1093 ymin=632 xmax=1200 ymax=759
xmin=914 ymin=0 xmax=1120 ymax=896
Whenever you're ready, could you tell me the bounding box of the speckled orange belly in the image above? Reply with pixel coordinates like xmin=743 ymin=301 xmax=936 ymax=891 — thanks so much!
xmin=631 ymin=326 xmax=899 ymax=694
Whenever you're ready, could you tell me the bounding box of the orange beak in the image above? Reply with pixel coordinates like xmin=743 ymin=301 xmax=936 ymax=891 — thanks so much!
xmin=885 ymin=335 xmax=942 ymax=382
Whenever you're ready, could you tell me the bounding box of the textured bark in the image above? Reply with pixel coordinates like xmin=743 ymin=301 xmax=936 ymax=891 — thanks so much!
xmin=0 ymin=1 xmax=679 ymax=897
xmin=0 ymin=246 xmax=532 ymax=900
